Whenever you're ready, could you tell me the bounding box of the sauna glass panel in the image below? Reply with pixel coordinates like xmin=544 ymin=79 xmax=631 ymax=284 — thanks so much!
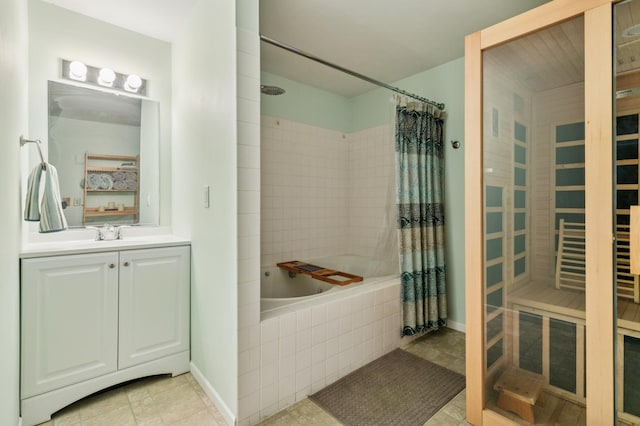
xmin=617 ymin=190 xmax=638 ymax=210
xmin=617 ymin=165 xmax=638 ymax=184
xmin=556 ymin=168 xmax=585 ymax=186
xmin=624 ymin=336 xmax=640 ymax=417
xmin=514 ymin=145 xmax=527 ymax=164
xmin=617 ymin=214 xmax=630 ymax=225
xmin=617 ymin=114 xmax=639 ymax=136
xmin=486 ymin=238 xmax=503 ymax=261
xmin=617 ymin=139 xmax=638 ymax=160
xmin=514 ymin=235 xmax=526 ymax=255
xmin=556 ymin=145 xmax=585 ymax=164
xmin=549 ymin=318 xmax=577 ymax=393
xmin=486 ymin=186 xmax=503 ymax=207
xmin=486 ymin=264 xmax=503 ymax=287
xmin=487 ymin=313 xmax=503 ymax=342
xmin=514 ymin=168 xmax=526 ymax=186
xmin=486 ymin=338 xmax=503 ymax=369
xmin=519 ymin=311 xmax=543 ymax=374
xmin=486 ymin=212 xmax=503 ymax=234
xmin=514 ymin=213 xmax=526 ymax=231
xmin=556 ymin=122 xmax=585 ymax=142
xmin=483 ymin=14 xmax=586 ymax=418
xmin=515 ymin=121 xmax=527 ymax=142
xmin=514 ymin=257 xmax=526 ymax=276
xmin=514 ymin=190 xmax=526 ymax=208
xmin=556 ymin=191 xmax=585 ymax=209
xmin=486 ymin=288 xmax=503 ymax=313
xmin=555 ymin=213 xmax=585 ymax=229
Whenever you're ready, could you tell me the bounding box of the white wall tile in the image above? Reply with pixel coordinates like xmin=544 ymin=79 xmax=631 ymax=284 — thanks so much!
xmin=296 ymin=308 xmax=311 ymax=332
xmin=279 ymin=312 xmax=296 ymax=337
xmin=260 ymin=318 xmax=278 ymax=344
xmin=311 ymin=323 xmax=327 ymax=347
xmin=260 ymin=382 xmax=278 ymax=411
xmin=239 ymin=369 xmax=259 ymax=398
xmin=296 ymin=347 xmax=312 ymax=372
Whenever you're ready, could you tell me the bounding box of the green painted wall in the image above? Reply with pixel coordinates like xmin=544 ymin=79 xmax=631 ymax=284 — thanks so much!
xmin=261 ymin=72 xmax=352 ymax=132
xmin=261 ymin=57 xmax=467 ymax=328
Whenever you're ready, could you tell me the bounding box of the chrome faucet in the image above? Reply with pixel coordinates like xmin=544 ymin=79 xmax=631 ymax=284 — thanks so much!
xmin=88 ymin=224 xmax=129 ymax=241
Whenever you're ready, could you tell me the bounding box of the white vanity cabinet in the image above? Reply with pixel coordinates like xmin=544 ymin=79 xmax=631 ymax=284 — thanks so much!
xmin=21 ymin=252 xmax=120 ymax=398
xmin=20 ymin=244 xmax=190 ymax=426
xmin=118 ymin=248 xmax=190 ymax=369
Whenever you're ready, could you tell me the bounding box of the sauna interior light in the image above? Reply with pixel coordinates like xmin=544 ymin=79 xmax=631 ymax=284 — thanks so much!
xmin=68 ymin=61 xmax=87 ymax=81
xmin=124 ymin=74 xmax=142 ymax=92
xmin=98 ymin=68 xmax=116 ymax=87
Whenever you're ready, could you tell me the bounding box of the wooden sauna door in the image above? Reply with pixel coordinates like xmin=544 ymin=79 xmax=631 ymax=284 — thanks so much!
xmin=465 ymin=1 xmax=616 ymax=424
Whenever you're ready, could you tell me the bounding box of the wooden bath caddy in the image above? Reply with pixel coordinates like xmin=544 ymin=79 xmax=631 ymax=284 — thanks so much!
xmin=276 ymin=261 xmax=363 ymax=286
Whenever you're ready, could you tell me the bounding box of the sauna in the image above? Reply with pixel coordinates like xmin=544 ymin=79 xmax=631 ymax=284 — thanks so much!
xmin=465 ymin=0 xmax=640 ymax=424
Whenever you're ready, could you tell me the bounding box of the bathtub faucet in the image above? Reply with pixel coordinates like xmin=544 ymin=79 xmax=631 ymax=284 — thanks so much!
xmin=288 ymin=271 xmax=297 ymax=279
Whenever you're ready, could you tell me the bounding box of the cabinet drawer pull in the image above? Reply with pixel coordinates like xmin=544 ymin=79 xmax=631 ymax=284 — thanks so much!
xmin=108 ymin=263 xmax=116 ymax=269
xmin=123 ymin=261 xmax=130 ymax=267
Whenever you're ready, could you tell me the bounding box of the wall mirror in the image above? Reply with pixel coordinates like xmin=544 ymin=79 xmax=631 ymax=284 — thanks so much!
xmin=47 ymin=81 xmax=160 ymax=227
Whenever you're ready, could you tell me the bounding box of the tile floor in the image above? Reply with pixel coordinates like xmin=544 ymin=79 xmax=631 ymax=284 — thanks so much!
xmin=39 ymin=328 xmax=466 ymax=426
xmin=39 ymin=372 xmax=227 ymax=425
xmin=257 ymin=327 xmax=467 ymax=426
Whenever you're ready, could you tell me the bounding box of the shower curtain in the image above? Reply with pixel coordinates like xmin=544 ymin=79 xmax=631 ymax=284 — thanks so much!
xmin=395 ymin=101 xmax=447 ymax=335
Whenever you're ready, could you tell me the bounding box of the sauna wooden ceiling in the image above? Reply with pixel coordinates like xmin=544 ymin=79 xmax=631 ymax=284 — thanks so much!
xmin=486 ymin=1 xmax=640 ymax=93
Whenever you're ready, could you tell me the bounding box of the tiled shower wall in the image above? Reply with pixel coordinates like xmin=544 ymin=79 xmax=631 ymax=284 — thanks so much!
xmin=261 ymin=116 xmax=394 ymax=266
xmin=347 ymin=124 xmax=395 ymax=258
xmin=261 ymin=116 xmax=349 ymax=265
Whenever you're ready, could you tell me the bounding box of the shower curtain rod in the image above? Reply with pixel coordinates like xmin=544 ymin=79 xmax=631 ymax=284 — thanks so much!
xmin=260 ymin=34 xmax=445 ymax=110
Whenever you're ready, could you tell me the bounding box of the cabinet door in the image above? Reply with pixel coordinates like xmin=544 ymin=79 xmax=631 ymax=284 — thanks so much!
xmin=21 ymin=252 xmax=119 ymax=398
xmin=118 ymin=246 xmax=190 ymax=369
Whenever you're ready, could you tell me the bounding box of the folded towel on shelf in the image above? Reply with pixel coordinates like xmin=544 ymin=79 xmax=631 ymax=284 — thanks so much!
xmin=24 ymin=163 xmax=68 ymax=233
xmin=113 ymin=180 xmax=128 ymax=190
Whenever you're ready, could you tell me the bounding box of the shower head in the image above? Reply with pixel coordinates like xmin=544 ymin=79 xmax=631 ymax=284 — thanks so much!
xmin=261 ymin=85 xmax=286 ymax=96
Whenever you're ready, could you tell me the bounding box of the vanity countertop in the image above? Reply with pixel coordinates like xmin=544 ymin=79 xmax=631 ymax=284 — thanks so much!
xmin=20 ymin=233 xmax=190 ymax=259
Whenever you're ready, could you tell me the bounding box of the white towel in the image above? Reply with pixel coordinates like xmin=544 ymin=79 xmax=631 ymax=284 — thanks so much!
xmin=24 ymin=163 xmax=68 ymax=233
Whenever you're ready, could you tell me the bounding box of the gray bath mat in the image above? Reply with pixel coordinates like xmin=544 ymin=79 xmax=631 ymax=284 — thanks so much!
xmin=309 ymin=348 xmax=465 ymax=426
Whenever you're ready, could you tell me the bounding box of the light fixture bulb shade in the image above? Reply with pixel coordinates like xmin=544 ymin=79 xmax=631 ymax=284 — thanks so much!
xmin=124 ymin=74 xmax=143 ymax=92
xmin=69 ymin=61 xmax=87 ymax=81
xmin=98 ymin=68 xmax=116 ymax=86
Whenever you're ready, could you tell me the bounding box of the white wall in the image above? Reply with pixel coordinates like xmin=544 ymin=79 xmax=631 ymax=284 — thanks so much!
xmin=27 ymin=0 xmax=172 ymax=233
xmin=236 ymin=1 xmax=263 ymax=424
xmin=0 ymin=0 xmax=27 ymax=424
xmin=172 ymin=0 xmax=239 ymax=422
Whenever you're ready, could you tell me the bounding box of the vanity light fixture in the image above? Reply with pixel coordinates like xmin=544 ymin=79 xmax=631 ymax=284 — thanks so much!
xmin=68 ymin=61 xmax=87 ymax=81
xmin=124 ymin=74 xmax=143 ymax=93
xmin=98 ymin=68 xmax=116 ymax=87
xmin=61 ymin=59 xmax=147 ymax=96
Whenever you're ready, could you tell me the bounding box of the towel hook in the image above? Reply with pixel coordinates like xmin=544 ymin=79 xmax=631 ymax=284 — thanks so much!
xmin=20 ymin=136 xmax=47 ymax=169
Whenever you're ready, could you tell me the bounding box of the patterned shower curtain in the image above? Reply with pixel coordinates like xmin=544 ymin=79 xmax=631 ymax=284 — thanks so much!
xmin=395 ymin=102 xmax=447 ymax=336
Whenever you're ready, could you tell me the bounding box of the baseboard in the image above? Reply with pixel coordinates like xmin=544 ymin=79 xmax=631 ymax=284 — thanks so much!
xmin=447 ymin=320 xmax=466 ymax=333
xmin=190 ymin=362 xmax=236 ymax=425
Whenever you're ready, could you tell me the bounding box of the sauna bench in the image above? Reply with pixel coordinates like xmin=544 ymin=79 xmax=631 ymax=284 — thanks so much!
xmin=509 ymin=281 xmax=640 ymax=334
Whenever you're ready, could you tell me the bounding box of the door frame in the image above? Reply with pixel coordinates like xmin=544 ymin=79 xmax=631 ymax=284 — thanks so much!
xmin=464 ymin=0 xmax=615 ymax=424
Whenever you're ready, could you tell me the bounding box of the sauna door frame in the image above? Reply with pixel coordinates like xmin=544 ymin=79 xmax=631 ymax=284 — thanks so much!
xmin=464 ymin=0 xmax=615 ymax=424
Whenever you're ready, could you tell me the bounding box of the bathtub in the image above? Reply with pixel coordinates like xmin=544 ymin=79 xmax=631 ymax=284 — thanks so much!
xmin=254 ymin=255 xmax=402 ymax=419
xmin=260 ymin=254 xmax=399 ymax=316
xmin=256 ymin=254 xmax=403 ymax=419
